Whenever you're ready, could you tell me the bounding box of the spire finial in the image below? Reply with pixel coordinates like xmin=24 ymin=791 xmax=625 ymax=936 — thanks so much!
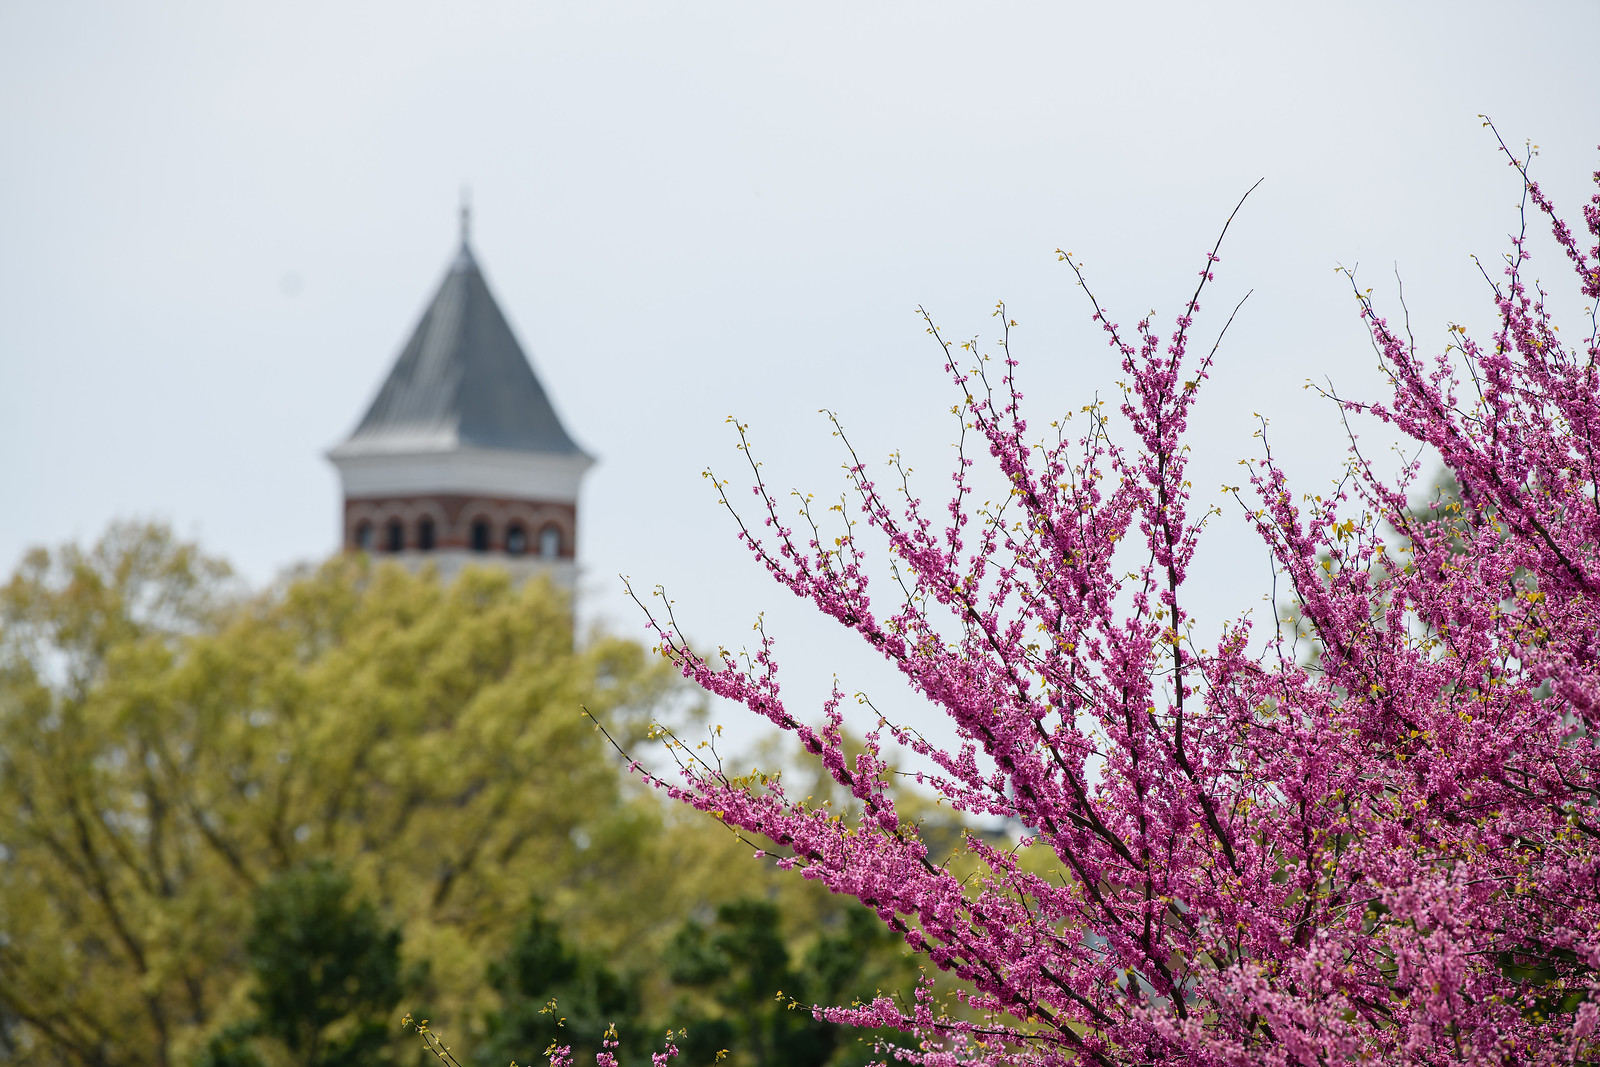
xmin=459 ymin=186 xmax=472 ymax=247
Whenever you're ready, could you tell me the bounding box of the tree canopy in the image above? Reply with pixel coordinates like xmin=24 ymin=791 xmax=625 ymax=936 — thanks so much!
xmin=0 ymin=527 xmax=906 ymax=1067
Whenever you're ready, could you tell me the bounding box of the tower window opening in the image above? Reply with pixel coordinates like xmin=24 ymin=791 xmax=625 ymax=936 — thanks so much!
xmin=418 ymin=517 xmax=436 ymax=551
xmin=506 ymin=523 xmax=528 ymax=556
xmin=386 ymin=520 xmax=405 ymax=553
xmin=471 ymin=519 xmax=491 ymax=553
xmin=355 ymin=522 xmax=374 ymax=552
xmin=538 ymin=524 xmax=562 ymax=560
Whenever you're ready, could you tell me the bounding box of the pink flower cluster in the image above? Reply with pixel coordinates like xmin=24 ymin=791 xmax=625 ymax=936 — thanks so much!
xmin=631 ymin=131 xmax=1600 ymax=1066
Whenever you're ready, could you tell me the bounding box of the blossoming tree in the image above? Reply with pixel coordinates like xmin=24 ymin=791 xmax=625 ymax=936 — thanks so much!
xmin=627 ymin=129 xmax=1600 ymax=1065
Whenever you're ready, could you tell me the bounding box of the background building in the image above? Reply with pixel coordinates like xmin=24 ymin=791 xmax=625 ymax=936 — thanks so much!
xmin=328 ymin=209 xmax=591 ymax=588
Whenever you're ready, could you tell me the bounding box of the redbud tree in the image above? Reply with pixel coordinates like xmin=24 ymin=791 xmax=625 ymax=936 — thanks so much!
xmin=624 ymin=129 xmax=1600 ymax=1066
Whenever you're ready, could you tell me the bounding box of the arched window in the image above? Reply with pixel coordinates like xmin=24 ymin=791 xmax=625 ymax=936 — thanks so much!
xmin=470 ymin=519 xmax=491 ymax=553
xmin=417 ymin=517 xmax=436 ymax=551
xmin=386 ymin=519 xmax=405 ymax=553
xmin=539 ymin=524 xmax=562 ymax=560
xmin=355 ymin=521 xmax=374 ymax=551
xmin=505 ymin=523 xmax=528 ymax=556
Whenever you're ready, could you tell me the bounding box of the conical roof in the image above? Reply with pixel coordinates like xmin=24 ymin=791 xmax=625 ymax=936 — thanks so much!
xmin=333 ymin=228 xmax=585 ymax=459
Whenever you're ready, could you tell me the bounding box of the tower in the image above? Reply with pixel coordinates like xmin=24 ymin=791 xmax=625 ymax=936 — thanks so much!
xmin=328 ymin=207 xmax=592 ymax=588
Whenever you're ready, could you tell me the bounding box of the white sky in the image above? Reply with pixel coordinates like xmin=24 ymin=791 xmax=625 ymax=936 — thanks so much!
xmin=3 ymin=1 xmax=1597 ymax=746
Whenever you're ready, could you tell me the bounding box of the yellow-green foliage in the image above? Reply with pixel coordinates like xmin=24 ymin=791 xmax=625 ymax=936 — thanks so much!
xmin=0 ymin=523 xmax=786 ymax=1067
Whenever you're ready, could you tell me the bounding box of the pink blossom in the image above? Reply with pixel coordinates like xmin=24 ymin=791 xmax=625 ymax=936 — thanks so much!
xmin=626 ymin=130 xmax=1600 ymax=1065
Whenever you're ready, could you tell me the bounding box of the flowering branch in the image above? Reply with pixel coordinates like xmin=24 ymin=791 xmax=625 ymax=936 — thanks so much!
xmin=634 ymin=128 xmax=1600 ymax=1066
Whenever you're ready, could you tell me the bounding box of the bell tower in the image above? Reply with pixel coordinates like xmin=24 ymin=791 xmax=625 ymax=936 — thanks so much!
xmin=328 ymin=206 xmax=592 ymax=587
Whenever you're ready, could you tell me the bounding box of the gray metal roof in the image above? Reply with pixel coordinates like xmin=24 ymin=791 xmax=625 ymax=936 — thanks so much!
xmin=334 ymin=233 xmax=585 ymax=458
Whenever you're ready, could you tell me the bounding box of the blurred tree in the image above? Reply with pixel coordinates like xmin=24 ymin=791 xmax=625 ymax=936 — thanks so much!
xmin=471 ymin=893 xmax=915 ymax=1067
xmin=196 ymin=863 xmax=406 ymax=1067
xmin=245 ymin=862 xmax=406 ymax=1067
xmin=0 ymin=524 xmax=696 ymax=1067
xmin=663 ymin=899 xmax=912 ymax=1067
xmin=0 ymin=523 xmax=921 ymax=1067
xmin=475 ymin=900 xmax=644 ymax=1067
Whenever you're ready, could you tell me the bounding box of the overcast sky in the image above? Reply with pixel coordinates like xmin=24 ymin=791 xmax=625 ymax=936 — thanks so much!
xmin=3 ymin=2 xmax=1597 ymax=742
